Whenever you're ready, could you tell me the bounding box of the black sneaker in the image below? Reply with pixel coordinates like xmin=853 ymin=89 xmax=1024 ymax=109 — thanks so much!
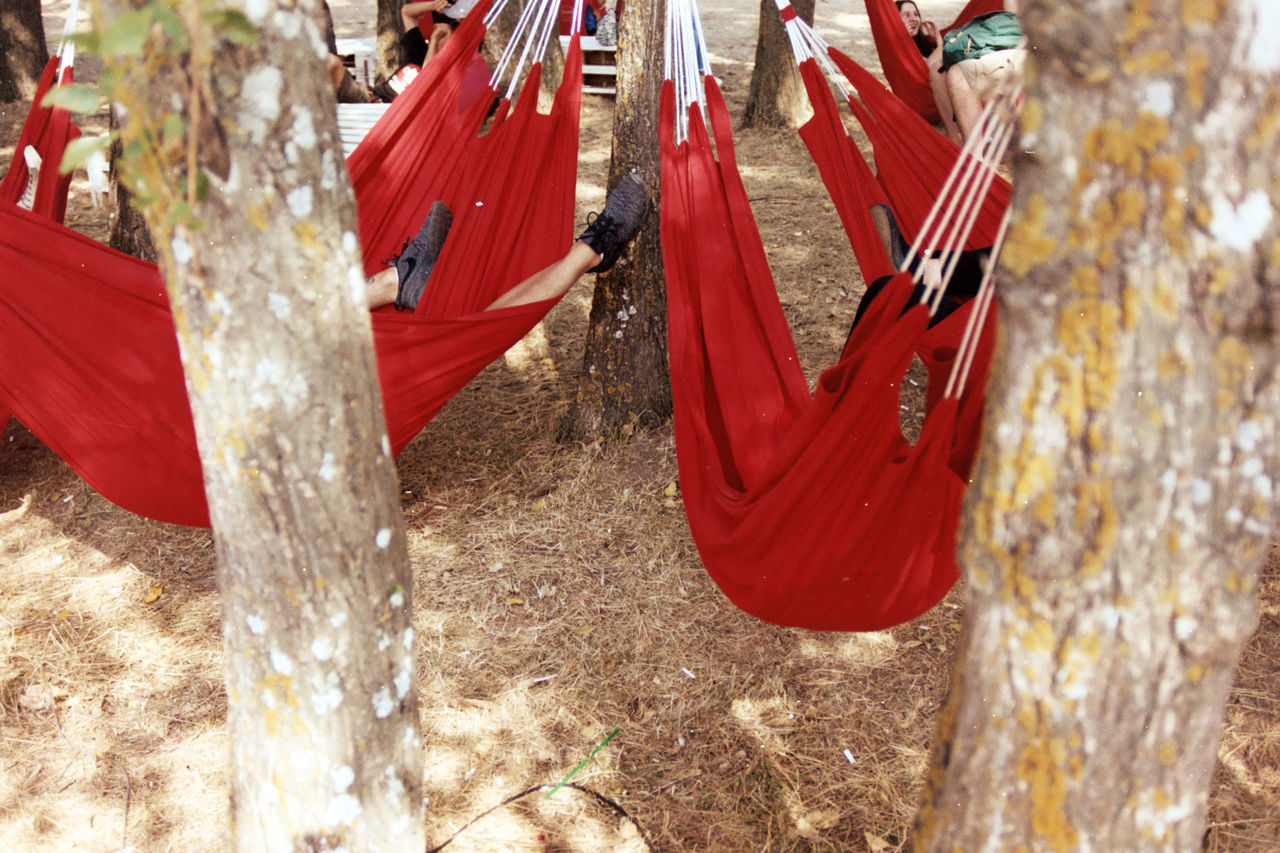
xmin=394 ymin=201 xmax=453 ymax=311
xmin=578 ymin=171 xmax=650 ymax=273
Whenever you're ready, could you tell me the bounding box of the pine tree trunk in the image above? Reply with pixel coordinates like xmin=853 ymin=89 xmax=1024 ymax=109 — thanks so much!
xmin=0 ymin=0 xmax=49 ymax=102
xmin=107 ymin=108 xmax=157 ymax=262
xmin=559 ymin=0 xmax=671 ymax=441
xmin=100 ymin=1 xmax=424 ymax=848
xmin=741 ymin=0 xmax=813 ymax=128
xmin=376 ymin=0 xmax=403 ymax=81
xmin=917 ymin=2 xmax=1280 ymax=849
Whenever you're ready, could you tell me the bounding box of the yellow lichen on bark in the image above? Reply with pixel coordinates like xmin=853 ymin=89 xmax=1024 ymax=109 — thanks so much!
xmin=1211 ymin=336 xmax=1252 ymax=411
xmin=1016 ymin=713 xmax=1079 ymax=853
xmin=1003 ymin=194 xmax=1060 ymax=276
xmin=1179 ymin=0 xmax=1227 ymax=28
xmin=1184 ymin=44 xmax=1210 ymax=108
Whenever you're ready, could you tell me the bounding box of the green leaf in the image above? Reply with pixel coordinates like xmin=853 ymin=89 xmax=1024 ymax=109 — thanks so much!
xmin=41 ymin=84 xmax=101 ymax=114
xmin=206 ymin=9 xmax=257 ymax=45
xmin=163 ymin=113 xmax=186 ymax=144
xmin=66 ymin=31 xmax=102 ymax=54
xmin=150 ymin=4 xmax=187 ymax=47
xmin=99 ymin=8 xmax=153 ymax=57
xmin=58 ymin=134 xmax=113 ymax=175
xmin=195 ymin=171 xmax=210 ymax=202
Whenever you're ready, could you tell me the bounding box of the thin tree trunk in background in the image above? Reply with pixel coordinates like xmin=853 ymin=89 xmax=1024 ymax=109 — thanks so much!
xmin=98 ymin=0 xmax=424 ymax=848
xmin=559 ymin=0 xmax=671 ymax=441
xmin=0 ymin=0 xmax=49 ymax=102
xmin=107 ymin=108 xmax=157 ymax=262
xmin=741 ymin=0 xmax=813 ymax=128
xmin=376 ymin=0 xmax=402 ymax=80
xmin=917 ymin=1 xmax=1280 ymax=849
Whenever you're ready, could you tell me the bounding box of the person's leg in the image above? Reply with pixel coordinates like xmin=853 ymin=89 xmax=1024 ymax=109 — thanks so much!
xmin=928 ymin=53 xmax=962 ymax=141
xmin=946 ymin=65 xmax=983 ymax=143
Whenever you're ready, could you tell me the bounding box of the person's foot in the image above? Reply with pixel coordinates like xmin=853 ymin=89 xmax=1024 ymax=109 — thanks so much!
xmin=577 ymin=171 xmax=650 ymax=273
xmin=394 ymin=201 xmax=453 ymax=311
xmin=870 ymin=203 xmax=907 ymax=269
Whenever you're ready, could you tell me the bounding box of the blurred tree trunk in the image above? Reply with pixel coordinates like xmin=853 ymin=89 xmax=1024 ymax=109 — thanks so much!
xmin=483 ymin=0 xmax=565 ymax=105
xmin=376 ymin=0 xmax=402 ymax=80
xmin=0 ymin=0 xmax=49 ymax=101
xmin=98 ymin=0 xmax=423 ymax=849
xmin=917 ymin=1 xmax=1280 ymax=849
xmin=741 ymin=0 xmax=813 ymax=128
xmin=559 ymin=0 xmax=670 ymax=441
xmin=107 ymin=109 xmax=157 ymax=261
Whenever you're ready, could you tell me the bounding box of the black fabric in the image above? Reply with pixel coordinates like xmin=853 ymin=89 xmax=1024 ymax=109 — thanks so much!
xmin=322 ymin=0 xmax=339 ymax=55
xmin=401 ymin=27 xmax=429 ymax=67
xmin=848 ymin=247 xmax=990 ymax=335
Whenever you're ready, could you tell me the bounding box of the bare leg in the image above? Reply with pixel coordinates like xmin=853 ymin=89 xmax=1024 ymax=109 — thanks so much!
xmin=486 ymin=242 xmax=601 ymax=310
xmin=947 ymin=67 xmax=984 ymax=144
xmin=928 ymin=55 xmax=962 ymax=142
xmin=364 ymin=241 xmax=603 ymax=311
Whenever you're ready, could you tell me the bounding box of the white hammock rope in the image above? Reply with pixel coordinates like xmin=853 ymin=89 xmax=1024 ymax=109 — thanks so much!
xmin=489 ymin=0 xmax=582 ymax=102
xmin=664 ymin=0 xmax=715 ymax=144
xmin=57 ymin=0 xmax=81 ymax=76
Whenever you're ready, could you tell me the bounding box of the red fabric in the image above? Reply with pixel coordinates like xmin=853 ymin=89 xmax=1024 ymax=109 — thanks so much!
xmin=0 ymin=30 xmax=584 ymax=528
xmin=660 ymin=77 xmax=966 ymax=631
xmin=0 ymin=58 xmax=80 ymax=223
xmin=826 ymin=48 xmax=1010 ymax=252
xmin=862 ymin=0 xmax=1002 ymax=123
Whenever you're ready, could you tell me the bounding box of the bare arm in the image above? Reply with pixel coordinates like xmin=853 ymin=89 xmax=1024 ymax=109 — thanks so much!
xmin=401 ymin=0 xmax=450 ymax=30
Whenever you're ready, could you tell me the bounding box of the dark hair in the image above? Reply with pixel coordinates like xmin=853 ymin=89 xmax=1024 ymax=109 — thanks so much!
xmin=895 ymin=1 xmax=919 ymax=12
xmin=895 ymin=1 xmax=936 ymax=56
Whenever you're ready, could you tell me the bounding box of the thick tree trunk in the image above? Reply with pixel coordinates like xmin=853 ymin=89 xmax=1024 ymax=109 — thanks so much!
xmin=917 ymin=1 xmax=1280 ymax=850
xmin=99 ymin=1 xmax=424 ymax=849
xmin=482 ymin=0 xmax=565 ymax=106
xmin=741 ymin=0 xmax=813 ymax=128
xmin=376 ymin=0 xmax=402 ymax=81
xmin=0 ymin=0 xmax=49 ymax=102
xmin=559 ymin=0 xmax=671 ymax=441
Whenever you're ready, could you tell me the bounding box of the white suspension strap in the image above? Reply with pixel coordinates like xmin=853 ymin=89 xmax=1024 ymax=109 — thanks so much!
xmin=664 ymin=0 xmax=715 ymax=145
xmin=774 ymin=1 xmax=851 ymax=103
xmin=488 ymin=0 xmax=564 ymax=102
xmin=942 ymin=205 xmax=1011 ymax=401
xmin=57 ymin=0 xmax=82 ymax=76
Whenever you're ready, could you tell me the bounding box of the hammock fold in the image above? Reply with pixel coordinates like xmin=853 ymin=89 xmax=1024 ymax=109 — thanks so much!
xmin=0 ymin=57 xmax=80 ymax=223
xmin=1 ymin=13 xmax=585 ymax=527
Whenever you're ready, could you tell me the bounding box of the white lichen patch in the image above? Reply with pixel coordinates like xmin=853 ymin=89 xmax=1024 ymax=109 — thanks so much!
xmin=311 ymin=635 xmax=335 ymax=661
xmin=402 ymin=627 xmax=415 ymax=649
xmin=1209 ymin=189 xmax=1272 ymax=251
xmin=1242 ymin=0 xmax=1280 ymax=72
xmin=271 ymin=8 xmax=304 ymax=39
xmin=319 ymin=452 xmax=339 ymax=482
xmin=311 ymin=684 xmax=343 ymax=715
xmin=287 ymin=186 xmax=314 ymax=219
xmin=1236 ymin=420 xmax=1263 ymax=452
xmin=330 ymin=764 xmax=355 ymax=793
xmin=377 ymin=528 xmax=394 ymax=550
xmin=240 ymin=66 xmax=284 ymax=146
xmin=172 ymin=233 xmax=194 ymax=266
xmin=269 ymin=648 xmax=295 ymax=676
xmin=246 ymin=613 xmax=267 ymax=635
xmin=394 ymin=657 xmax=412 ymax=698
xmin=381 ymin=434 xmax=392 ymax=457
xmin=267 ymin=291 xmax=292 ymax=321
xmin=372 ymin=687 xmax=395 ymax=719
xmin=388 ymin=588 xmax=405 ymax=608
xmin=324 ymin=793 xmax=362 ymax=827
xmin=330 ymin=610 xmax=349 ymax=628
xmin=243 ymin=0 xmax=270 ymax=23
xmin=251 ymin=359 xmax=309 ymax=411
xmin=1141 ymin=80 xmax=1174 ymax=117
xmin=290 ymin=106 xmax=318 ymax=151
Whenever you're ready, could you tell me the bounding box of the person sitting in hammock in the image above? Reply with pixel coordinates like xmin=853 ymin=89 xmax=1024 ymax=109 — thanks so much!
xmin=851 ymin=202 xmax=990 ymax=332
xmin=930 ymin=0 xmax=1025 ymax=143
xmin=374 ymin=0 xmax=492 ymax=104
xmin=365 ymin=171 xmax=650 ymax=312
xmin=896 ymin=1 xmax=939 ymax=57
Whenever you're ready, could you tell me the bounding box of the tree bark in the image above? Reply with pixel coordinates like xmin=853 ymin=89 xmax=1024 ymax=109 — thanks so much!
xmin=482 ymin=0 xmax=565 ymax=107
xmin=0 ymin=0 xmax=49 ymax=102
xmin=376 ymin=0 xmax=403 ymax=81
xmin=107 ymin=108 xmax=158 ymax=262
xmin=917 ymin=1 xmax=1280 ymax=850
xmin=558 ymin=0 xmax=671 ymax=441
xmin=741 ymin=0 xmax=814 ymax=128
xmin=98 ymin=1 xmax=424 ymax=849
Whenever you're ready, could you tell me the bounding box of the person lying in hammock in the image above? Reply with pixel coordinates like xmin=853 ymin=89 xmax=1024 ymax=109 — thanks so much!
xmin=364 ymin=171 xmax=650 ymax=312
xmin=930 ymin=0 xmax=1025 ymax=143
xmin=849 ymin=202 xmax=990 ymax=333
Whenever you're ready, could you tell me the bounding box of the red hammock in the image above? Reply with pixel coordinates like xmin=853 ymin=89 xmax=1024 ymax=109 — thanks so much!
xmin=660 ymin=75 xmax=988 ymax=631
xmin=0 ymin=21 xmax=584 ymax=528
xmin=862 ymin=0 xmax=1002 ymax=123
xmin=0 ymin=56 xmax=80 ymax=223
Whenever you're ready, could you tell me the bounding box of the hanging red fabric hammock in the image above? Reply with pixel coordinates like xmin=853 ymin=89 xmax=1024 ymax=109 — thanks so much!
xmin=0 ymin=14 xmax=584 ymax=528
xmin=661 ymin=75 xmax=981 ymax=631
xmin=862 ymin=0 xmax=1002 ymax=123
xmin=0 ymin=56 xmax=80 ymax=223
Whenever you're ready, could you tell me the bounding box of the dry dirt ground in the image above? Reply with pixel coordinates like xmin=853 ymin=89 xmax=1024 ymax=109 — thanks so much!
xmin=2 ymin=1 xmax=1278 ymax=851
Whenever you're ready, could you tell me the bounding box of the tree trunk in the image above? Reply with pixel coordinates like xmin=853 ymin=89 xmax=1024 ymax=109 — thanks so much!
xmin=482 ymin=0 xmax=565 ymax=106
xmin=376 ymin=0 xmax=403 ymax=81
xmin=99 ymin=1 xmax=424 ymax=849
xmin=0 ymin=0 xmax=49 ymax=102
xmin=107 ymin=108 xmax=157 ymax=262
xmin=558 ymin=0 xmax=671 ymax=441
xmin=741 ymin=0 xmax=813 ymax=128
xmin=917 ymin=2 xmax=1280 ymax=849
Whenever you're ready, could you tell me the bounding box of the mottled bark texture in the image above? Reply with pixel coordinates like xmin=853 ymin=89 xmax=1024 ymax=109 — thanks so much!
xmin=0 ymin=0 xmax=49 ymax=102
xmin=559 ymin=0 xmax=671 ymax=441
xmin=917 ymin=2 xmax=1280 ymax=851
xmin=108 ymin=108 xmax=158 ymax=262
xmin=741 ymin=0 xmax=814 ymax=128
xmin=376 ymin=0 xmax=402 ymax=81
xmin=97 ymin=0 xmax=424 ymax=849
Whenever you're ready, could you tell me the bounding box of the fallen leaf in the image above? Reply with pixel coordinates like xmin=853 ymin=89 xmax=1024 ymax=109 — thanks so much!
xmin=865 ymin=831 xmax=893 ymax=852
xmin=506 ymin=596 xmax=524 ymax=607
xmin=143 ymin=584 xmax=163 ymax=605
xmin=664 ymin=481 xmax=679 ymax=497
